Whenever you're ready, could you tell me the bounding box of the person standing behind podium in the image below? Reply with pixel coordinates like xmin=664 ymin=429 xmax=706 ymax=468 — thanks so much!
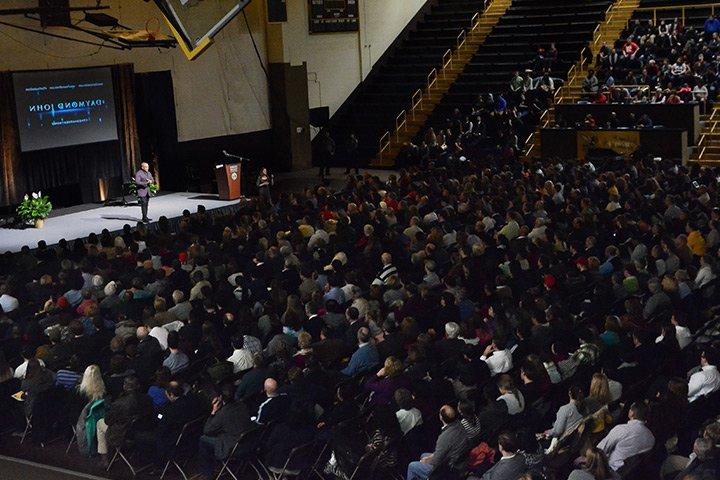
xmin=135 ymin=162 xmax=154 ymax=223
xmin=256 ymin=168 xmax=273 ymax=205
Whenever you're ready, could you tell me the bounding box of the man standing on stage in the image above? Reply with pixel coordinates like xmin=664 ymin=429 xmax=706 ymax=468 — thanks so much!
xmin=135 ymin=162 xmax=154 ymax=223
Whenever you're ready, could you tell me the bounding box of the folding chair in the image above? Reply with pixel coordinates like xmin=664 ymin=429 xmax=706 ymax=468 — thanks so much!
xmin=19 ymin=414 xmax=32 ymax=444
xmin=107 ymin=416 xmax=156 ymax=476
xmin=66 ymin=425 xmax=78 ymax=454
xmin=160 ymin=416 xmax=207 ymax=480
xmin=259 ymin=442 xmax=316 ymax=480
xmin=215 ymin=425 xmax=264 ymax=480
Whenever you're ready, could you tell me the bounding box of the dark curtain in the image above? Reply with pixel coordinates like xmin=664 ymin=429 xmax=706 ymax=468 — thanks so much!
xmin=134 ymin=71 xmax=178 ymax=191
xmin=22 ymin=140 xmax=123 ymax=205
xmin=113 ymin=63 xmax=141 ymax=180
xmin=0 ymin=64 xmax=140 ymax=207
xmin=0 ymin=71 xmax=24 ymax=206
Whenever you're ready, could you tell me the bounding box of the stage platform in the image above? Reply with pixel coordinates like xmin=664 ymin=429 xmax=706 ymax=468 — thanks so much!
xmin=0 ymin=168 xmax=394 ymax=253
xmin=0 ymin=192 xmax=238 ymax=253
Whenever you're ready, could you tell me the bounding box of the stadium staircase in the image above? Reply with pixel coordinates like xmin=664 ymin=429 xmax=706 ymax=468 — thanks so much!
xmin=522 ymin=0 xmax=641 ymax=160
xmin=371 ymin=0 xmax=512 ymax=166
xmin=324 ymin=0 xmax=502 ymax=165
xmin=375 ymin=0 xmax=618 ymax=166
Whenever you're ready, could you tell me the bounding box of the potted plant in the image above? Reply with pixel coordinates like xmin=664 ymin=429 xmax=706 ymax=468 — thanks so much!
xmin=129 ymin=179 xmax=159 ymax=196
xmin=16 ymin=191 xmax=52 ymax=228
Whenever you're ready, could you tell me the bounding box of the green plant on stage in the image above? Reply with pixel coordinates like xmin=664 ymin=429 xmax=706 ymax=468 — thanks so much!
xmin=130 ymin=180 xmax=159 ymax=196
xmin=16 ymin=191 xmax=53 ymax=222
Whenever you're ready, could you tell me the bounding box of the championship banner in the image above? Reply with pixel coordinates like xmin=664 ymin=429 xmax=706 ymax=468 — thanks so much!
xmin=577 ymin=130 xmax=640 ymax=160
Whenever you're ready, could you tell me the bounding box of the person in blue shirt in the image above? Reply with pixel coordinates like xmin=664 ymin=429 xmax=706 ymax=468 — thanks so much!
xmin=704 ymin=15 xmax=720 ymax=36
xmin=341 ymin=327 xmax=379 ymax=377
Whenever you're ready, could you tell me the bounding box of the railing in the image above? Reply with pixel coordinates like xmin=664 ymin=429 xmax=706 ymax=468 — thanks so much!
xmin=699 ymin=107 xmax=720 ymax=159
xmin=523 ymin=0 xmax=638 ymax=157
xmin=376 ymin=0 xmax=494 ymax=159
xmin=428 ymin=68 xmax=438 ymax=90
xmin=457 ymin=30 xmax=467 ymax=52
xmin=395 ymin=111 xmax=407 ymax=142
xmin=626 ymin=3 xmax=718 ymax=31
xmin=411 ymin=89 xmax=423 ymax=120
xmin=442 ymin=49 xmax=453 ymax=78
xmin=379 ymin=131 xmax=391 ymax=162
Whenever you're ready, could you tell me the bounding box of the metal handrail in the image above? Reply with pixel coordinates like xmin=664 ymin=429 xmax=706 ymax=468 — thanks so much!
xmin=378 ymin=131 xmax=391 ymax=161
xmin=411 ymin=89 xmax=423 ymax=119
xmin=524 ymin=0 xmax=638 ymax=158
xmin=378 ymin=0 xmax=496 ymax=162
xmin=442 ymin=49 xmax=453 ymax=78
xmin=457 ymin=30 xmax=467 ymax=51
xmin=428 ymin=68 xmax=438 ymax=89
xmin=627 ymin=3 xmax=718 ymax=30
xmin=395 ymin=110 xmax=407 ymax=141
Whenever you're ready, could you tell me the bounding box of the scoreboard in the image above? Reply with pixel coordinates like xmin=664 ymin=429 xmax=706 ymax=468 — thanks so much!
xmin=309 ymin=0 xmax=359 ymax=33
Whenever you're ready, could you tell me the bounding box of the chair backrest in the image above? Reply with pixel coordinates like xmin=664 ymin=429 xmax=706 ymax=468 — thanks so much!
xmin=279 ymin=442 xmax=315 ymax=474
xmin=174 ymin=415 xmax=206 ymax=448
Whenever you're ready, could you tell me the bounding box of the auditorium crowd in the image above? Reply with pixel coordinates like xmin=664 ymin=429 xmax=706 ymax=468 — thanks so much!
xmin=1 ymin=147 xmax=720 ymax=480
xmin=581 ymin=15 xmax=720 ymax=109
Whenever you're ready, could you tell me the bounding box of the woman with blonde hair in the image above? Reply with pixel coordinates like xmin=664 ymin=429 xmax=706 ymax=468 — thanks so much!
xmin=78 ymin=364 xmax=106 ymax=402
xmin=587 ymin=372 xmax=613 ymax=435
xmin=75 ymin=365 xmax=107 ymax=456
xmin=366 ymin=356 xmax=409 ymax=406
xmin=293 ymin=331 xmax=313 ymax=368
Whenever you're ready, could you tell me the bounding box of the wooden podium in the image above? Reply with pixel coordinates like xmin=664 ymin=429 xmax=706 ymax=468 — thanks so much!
xmin=215 ymin=163 xmax=242 ymax=200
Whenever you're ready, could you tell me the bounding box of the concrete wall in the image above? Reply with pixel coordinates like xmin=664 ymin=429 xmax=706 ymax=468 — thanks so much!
xmin=280 ymin=0 xmax=427 ymax=114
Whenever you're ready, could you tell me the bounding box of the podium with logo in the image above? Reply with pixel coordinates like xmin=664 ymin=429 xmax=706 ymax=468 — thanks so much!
xmin=215 ymin=163 xmax=242 ymax=200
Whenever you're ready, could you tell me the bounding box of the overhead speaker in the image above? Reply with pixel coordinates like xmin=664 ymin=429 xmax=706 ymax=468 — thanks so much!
xmin=38 ymin=0 xmax=71 ymax=27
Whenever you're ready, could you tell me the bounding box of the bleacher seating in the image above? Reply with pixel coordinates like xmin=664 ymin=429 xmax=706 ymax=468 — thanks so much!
xmin=325 ymin=0 xmax=489 ymax=161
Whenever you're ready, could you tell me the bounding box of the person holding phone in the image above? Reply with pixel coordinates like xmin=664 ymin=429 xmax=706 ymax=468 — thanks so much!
xmin=197 ymin=384 xmax=253 ymax=479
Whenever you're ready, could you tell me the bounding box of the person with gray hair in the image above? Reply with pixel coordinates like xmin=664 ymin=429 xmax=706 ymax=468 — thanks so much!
xmin=669 ymin=437 xmax=718 ymax=480
xmin=435 ymin=322 xmax=465 ymax=361
xmin=168 ymin=289 xmax=191 ymax=321
xmin=643 ymin=278 xmax=672 ymax=320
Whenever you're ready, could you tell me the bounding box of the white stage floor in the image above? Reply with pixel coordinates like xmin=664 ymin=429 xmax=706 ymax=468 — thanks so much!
xmin=0 ymin=192 xmax=239 ymax=253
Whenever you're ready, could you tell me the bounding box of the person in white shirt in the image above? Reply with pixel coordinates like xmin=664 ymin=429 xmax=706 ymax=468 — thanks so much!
xmin=694 ymin=256 xmax=717 ymax=289
xmin=481 ymin=336 xmax=513 ymax=376
xmin=394 ymin=388 xmax=423 ymax=435
xmin=14 ymin=346 xmax=46 ymax=379
xmin=0 ymin=284 xmax=19 ymax=313
xmin=596 ymin=402 xmax=655 ymax=471
xmin=227 ymin=335 xmax=254 ymax=374
xmin=688 ymin=348 xmax=720 ymax=402
xmin=149 ymin=323 xmax=169 ymax=350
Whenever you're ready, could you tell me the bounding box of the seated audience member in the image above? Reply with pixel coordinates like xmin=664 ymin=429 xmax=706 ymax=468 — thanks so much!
xmin=568 ymin=447 xmax=619 ymax=480
xmin=341 ymin=327 xmax=379 ymax=377
xmin=162 ymin=331 xmax=189 ymax=374
xmin=395 ymin=388 xmax=423 ymax=435
xmin=197 ymin=383 xmax=252 ymax=479
xmin=96 ymin=376 xmax=153 ymax=466
xmin=480 ymin=335 xmax=513 ymax=377
xmin=596 ymin=402 xmax=655 ymax=471
xmin=255 ymin=377 xmax=291 ymax=425
xmin=478 ymin=432 xmax=527 ymax=480
xmin=688 ymin=348 xmax=720 ymax=403
xmin=406 ymin=405 xmax=469 ymax=480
